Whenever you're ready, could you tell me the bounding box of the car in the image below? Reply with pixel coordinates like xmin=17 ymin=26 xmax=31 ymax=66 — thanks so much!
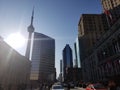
xmin=69 ymin=83 xmax=75 ymax=88
xmin=63 ymin=83 xmax=68 ymax=87
xmin=51 ymin=84 xmax=64 ymax=90
xmin=93 ymin=83 xmax=107 ymax=90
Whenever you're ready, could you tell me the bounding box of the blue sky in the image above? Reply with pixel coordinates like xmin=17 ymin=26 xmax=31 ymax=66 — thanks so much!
xmin=0 ymin=0 xmax=102 ymax=76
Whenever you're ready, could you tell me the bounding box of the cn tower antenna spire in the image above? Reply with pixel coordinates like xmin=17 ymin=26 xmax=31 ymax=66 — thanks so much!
xmin=31 ymin=7 xmax=34 ymax=25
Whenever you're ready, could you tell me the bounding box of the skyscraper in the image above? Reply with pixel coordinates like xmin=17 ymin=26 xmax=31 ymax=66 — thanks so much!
xmin=74 ymin=37 xmax=81 ymax=68
xmin=62 ymin=44 xmax=73 ymax=81
xmin=101 ymin=0 xmax=120 ymax=10
xmin=30 ymin=32 xmax=55 ymax=83
xmin=78 ymin=14 xmax=109 ymax=82
xmin=78 ymin=0 xmax=120 ymax=83
xmin=101 ymin=0 xmax=120 ymax=20
xmin=78 ymin=14 xmax=109 ymax=60
xmin=25 ymin=9 xmax=35 ymax=59
xmin=60 ymin=60 xmax=62 ymax=73
xmin=60 ymin=60 xmax=62 ymax=82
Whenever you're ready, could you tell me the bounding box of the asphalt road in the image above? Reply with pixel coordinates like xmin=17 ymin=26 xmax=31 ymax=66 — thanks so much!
xmin=63 ymin=87 xmax=85 ymax=90
xmin=70 ymin=87 xmax=85 ymax=90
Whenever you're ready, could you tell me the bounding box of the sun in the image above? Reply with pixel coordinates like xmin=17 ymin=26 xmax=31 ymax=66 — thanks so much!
xmin=5 ymin=32 xmax=25 ymax=49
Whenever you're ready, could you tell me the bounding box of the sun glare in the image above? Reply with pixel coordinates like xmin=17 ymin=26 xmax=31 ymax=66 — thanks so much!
xmin=5 ymin=32 xmax=25 ymax=49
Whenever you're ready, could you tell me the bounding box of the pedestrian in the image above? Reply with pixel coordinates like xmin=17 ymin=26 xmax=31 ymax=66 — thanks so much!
xmin=83 ymin=83 xmax=87 ymax=88
xmin=67 ymin=83 xmax=70 ymax=90
xmin=108 ymin=80 xmax=117 ymax=90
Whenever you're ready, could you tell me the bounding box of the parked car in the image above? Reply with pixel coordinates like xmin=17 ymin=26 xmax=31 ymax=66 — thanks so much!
xmin=63 ymin=83 xmax=68 ymax=87
xmin=51 ymin=84 xmax=64 ymax=90
xmin=69 ymin=83 xmax=75 ymax=88
xmin=93 ymin=83 xmax=107 ymax=90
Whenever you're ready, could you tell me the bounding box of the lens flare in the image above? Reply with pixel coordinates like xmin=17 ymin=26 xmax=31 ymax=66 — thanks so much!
xmin=5 ymin=32 xmax=25 ymax=49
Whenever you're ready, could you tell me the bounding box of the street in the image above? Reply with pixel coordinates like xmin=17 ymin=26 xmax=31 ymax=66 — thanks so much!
xmin=70 ymin=87 xmax=85 ymax=90
xmin=63 ymin=87 xmax=85 ymax=90
xmin=49 ymin=87 xmax=85 ymax=90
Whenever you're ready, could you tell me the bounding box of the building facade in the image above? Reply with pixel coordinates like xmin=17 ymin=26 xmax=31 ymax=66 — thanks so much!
xmin=30 ymin=32 xmax=56 ymax=85
xmin=59 ymin=60 xmax=62 ymax=82
xmin=78 ymin=14 xmax=109 ymax=82
xmin=78 ymin=0 xmax=120 ymax=84
xmin=101 ymin=0 xmax=120 ymax=10
xmin=74 ymin=37 xmax=81 ymax=68
xmin=78 ymin=14 xmax=109 ymax=62
xmin=60 ymin=60 xmax=62 ymax=74
xmin=62 ymin=44 xmax=73 ymax=82
xmin=101 ymin=0 xmax=120 ymax=20
xmin=0 ymin=36 xmax=31 ymax=90
xmin=65 ymin=67 xmax=82 ymax=83
xmin=82 ymin=18 xmax=120 ymax=83
xmin=74 ymin=43 xmax=78 ymax=67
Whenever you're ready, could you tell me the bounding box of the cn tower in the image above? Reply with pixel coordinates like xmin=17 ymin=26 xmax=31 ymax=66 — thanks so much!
xmin=25 ymin=9 xmax=35 ymax=59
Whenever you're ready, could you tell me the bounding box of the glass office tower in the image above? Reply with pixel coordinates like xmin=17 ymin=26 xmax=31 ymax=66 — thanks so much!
xmin=62 ymin=44 xmax=73 ymax=81
xmin=30 ymin=32 xmax=55 ymax=83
